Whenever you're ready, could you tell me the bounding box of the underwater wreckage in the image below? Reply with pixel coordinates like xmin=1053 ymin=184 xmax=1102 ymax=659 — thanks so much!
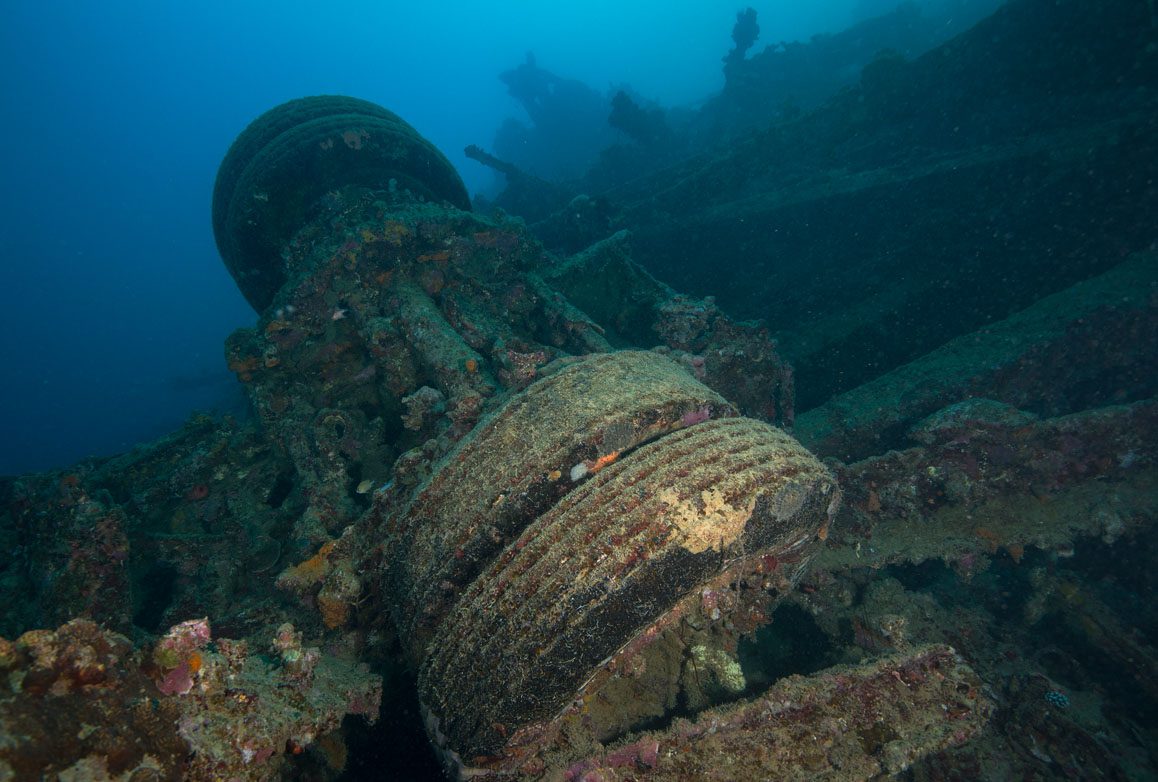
xmin=0 ymin=95 xmax=992 ymax=780
xmin=2 ymin=3 xmax=1157 ymax=775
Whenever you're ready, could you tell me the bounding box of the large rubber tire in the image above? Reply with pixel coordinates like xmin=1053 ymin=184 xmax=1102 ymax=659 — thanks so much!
xmin=378 ymin=351 xmax=837 ymax=759
xmin=213 ymin=96 xmax=471 ymax=312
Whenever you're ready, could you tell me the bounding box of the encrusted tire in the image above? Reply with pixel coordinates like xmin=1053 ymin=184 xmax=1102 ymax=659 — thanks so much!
xmin=378 ymin=351 xmax=840 ymax=767
xmin=213 ymin=96 xmax=471 ymax=312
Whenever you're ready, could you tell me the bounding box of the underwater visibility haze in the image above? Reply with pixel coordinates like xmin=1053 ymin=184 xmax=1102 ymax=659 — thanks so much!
xmin=0 ymin=0 xmax=883 ymax=475
xmin=1 ymin=0 xmax=1156 ymax=780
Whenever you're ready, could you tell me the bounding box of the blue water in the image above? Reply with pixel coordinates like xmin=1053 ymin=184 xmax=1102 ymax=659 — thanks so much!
xmin=0 ymin=0 xmax=887 ymax=476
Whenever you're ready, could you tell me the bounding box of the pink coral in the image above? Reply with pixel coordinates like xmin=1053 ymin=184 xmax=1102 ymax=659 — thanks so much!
xmin=157 ymin=660 xmax=194 ymax=696
xmin=681 ymin=405 xmax=712 ymax=427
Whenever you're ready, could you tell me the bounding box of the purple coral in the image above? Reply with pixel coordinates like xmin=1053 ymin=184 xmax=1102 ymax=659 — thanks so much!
xmin=681 ymin=405 xmax=713 ymax=427
xmin=157 ymin=660 xmax=195 ymax=696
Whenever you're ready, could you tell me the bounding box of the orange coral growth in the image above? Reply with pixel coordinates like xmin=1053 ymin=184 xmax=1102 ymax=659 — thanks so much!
xmin=417 ymin=251 xmax=450 ymax=263
xmin=187 ymin=651 xmax=202 ymax=674
xmin=228 ymin=355 xmax=261 ymax=382
xmin=587 ymin=450 xmax=621 ymax=475
xmin=464 ymin=358 xmax=479 ymax=373
xmin=316 ymin=563 xmax=361 ymax=629
xmin=317 ymin=593 xmax=349 ymax=629
xmin=281 ymin=541 xmax=336 ymax=589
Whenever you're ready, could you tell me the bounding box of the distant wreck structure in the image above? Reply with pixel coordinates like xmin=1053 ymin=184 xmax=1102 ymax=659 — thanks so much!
xmin=2 ymin=0 xmax=1158 ymax=778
